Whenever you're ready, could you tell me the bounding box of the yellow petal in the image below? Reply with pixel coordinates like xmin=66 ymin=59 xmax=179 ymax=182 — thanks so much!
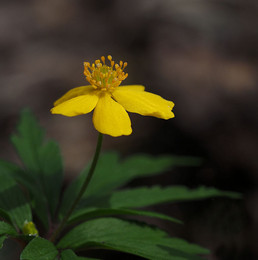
xmin=112 ymin=89 xmax=175 ymax=119
xmin=93 ymin=93 xmax=132 ymax=137
xmin=116 ymin=85 xmax=145 ymax=91
xmin=51 ymin=93 xmax=99 ymax=117
xmin=54 ymin=85 xmax=95 ymax=106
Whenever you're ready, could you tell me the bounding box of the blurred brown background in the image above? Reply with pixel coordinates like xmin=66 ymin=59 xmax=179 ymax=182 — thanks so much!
xmin=0 ymin=0 xmax=258 ymax=259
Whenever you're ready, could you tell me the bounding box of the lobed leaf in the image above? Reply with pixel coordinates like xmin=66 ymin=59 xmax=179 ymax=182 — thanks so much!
xmin=37 ymin=140 xmax=63 ymax=217
xmin=0 ymin=160 xmax=34 ymax=188
xmin=59 ymin=152 xmax=201 ymax=218
xmin=58 ymin=218 xmax=208 ymax=260
xmin=0 ymin=171 xmax=32 ymax=229
xmin=0 ymin=160 xmax=48 ymax=228
xmin=10 ymin=109 xmax=63 ymax=228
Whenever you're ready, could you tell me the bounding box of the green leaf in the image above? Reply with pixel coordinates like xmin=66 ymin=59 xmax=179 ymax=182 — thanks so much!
xmin=11 ymin=109 xmax=63 ymax=227
xmin=29 ymin=191 xmax=49 ymax=230
xmin=21 ymin=243 xmax=97 ymax=260
xmin=0 ymin=160 xmax=34 ymax=188
xmin=37 ymin=140 xmax=63 ymax=217
xmin=0 ymin=160 xmax=44 ymax=227
xmin=0 ymin=235 xmax=6 ymax=249
xmin=11 ymin=109 xmax=44 ymax=174
xmin=85 ymin=153 xmax=201 ymax=198
xmin=0 ymin=160 xmax=45 ymax=225
xmin=68 ymin=207 xmax=182 ymax=225
xmin=108 ymin=186 xmax=241 ymax=208
xmin=0 ymin=171 xmax=32 ymax=229
xmin=59 ymin=249 xmax=100 ymax=260
xmin=0 ymin=221 xmax=17 ymax=236
xmin=59 ymin=152 xmax=200 ymax=218
xmin=58 ymin=218 xmax=208 ymax=260
xmin=20 ymin=237 xmax=58 ymax=260
xmin=0 ymin=208 xmax=12 ymax=224
xmin=0 ymin=159 xmax=56 ymax=230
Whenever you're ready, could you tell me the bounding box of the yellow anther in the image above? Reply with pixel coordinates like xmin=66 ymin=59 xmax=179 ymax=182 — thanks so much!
xmin=84 ymin=55 xmax=128 ymax=91
xmin=101 ymin=56 xmax=105 ymax=64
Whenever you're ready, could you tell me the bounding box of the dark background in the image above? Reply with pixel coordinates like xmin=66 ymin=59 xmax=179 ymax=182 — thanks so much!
xmin=0 ymin=1 xmax=258 ymax=259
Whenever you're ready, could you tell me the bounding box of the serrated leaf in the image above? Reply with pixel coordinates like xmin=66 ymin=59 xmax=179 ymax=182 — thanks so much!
xmin=68 ymin=207 xmax=182 ymax=225
xmin=0 ymin=159 xmax=56 ymax=230
xmin=0 ymin=160 xmax=34 ymax=188
xmin=0 ymin=171 xmax=32 ymax=229
xmin=11 ymin=109 xmax=63 ymax=227
xmin=59 ymin=249 xmax=100 ymax=260
xmin=108 ymin=186 xmax=241 ymax=208
xmin=58 ymin=218 xmax=208 ymax=260
xmin=59 ymin=152 xmax=200 ymax=218
xmin=0 ymin=221 xmax=17 ymax=236
xmin=20 ymin=237 xmax=58 ymax=260
xmin=11 ymin=109 xmax=44 ymax=174
xmin=37 ymin=140 xmax=63 ymax=217
xmin=0 ymin=160 xmax=46 ymax=227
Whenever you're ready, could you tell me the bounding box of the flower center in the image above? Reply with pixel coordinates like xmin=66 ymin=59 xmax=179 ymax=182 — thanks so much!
xmin=84 ymin=55 xmax=128 ymax=91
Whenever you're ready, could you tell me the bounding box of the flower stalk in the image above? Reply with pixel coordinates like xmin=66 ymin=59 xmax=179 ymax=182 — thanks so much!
xmin=50 ymin=133 xmax=103 ymax=243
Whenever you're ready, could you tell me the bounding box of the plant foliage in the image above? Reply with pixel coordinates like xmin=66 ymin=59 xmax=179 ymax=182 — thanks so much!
xmin=0 ymin=109 xmax=241 ymax=259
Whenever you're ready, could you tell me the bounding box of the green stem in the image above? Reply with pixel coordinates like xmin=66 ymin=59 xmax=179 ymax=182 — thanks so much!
xmin=50 ymin=133 xmax=103 ymax=243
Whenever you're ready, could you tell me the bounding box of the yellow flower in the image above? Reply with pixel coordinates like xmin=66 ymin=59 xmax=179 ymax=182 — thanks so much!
xmin=22 ymin=220 xmax=39 ymax=236
xmin=51 ymin=55 xmax=175 ymax=137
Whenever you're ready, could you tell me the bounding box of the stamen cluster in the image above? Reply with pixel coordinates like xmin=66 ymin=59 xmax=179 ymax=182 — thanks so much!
xmin=84 ymin=55 xmax=128 ymax=91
